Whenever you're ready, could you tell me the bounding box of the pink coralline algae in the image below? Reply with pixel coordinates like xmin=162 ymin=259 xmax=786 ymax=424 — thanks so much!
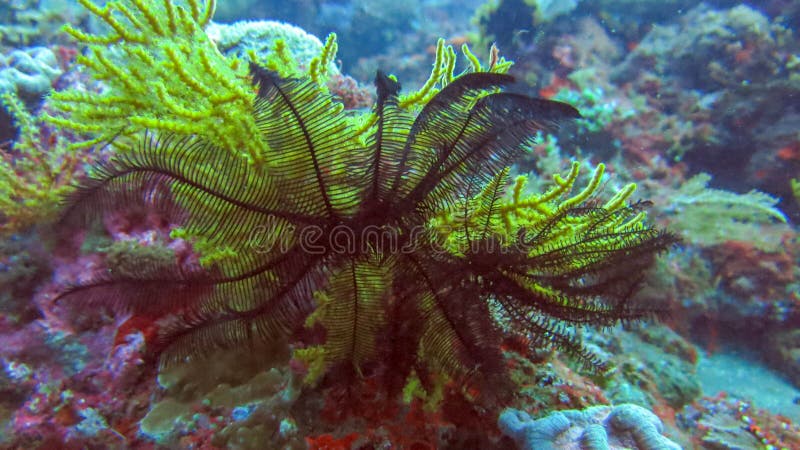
xmin=0 ymin=207 xmax=190 ymax=448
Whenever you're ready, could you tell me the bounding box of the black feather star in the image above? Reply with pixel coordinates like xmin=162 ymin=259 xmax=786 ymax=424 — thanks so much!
xmin=55 ymin=63 xmax=677 ymax=406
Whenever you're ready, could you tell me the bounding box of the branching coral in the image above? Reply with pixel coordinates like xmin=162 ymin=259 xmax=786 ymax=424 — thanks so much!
xmin=0 ymin=92 xmax=86 ymax=235
xmin=53 ymin=0 xmax=677 ymax=412
xmin=42 ymin=0 xmax=270 ymax=164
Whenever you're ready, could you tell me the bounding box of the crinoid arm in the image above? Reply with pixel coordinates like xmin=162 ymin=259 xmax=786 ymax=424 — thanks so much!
xmin=55 ymin=52 xmax=676 ymax=409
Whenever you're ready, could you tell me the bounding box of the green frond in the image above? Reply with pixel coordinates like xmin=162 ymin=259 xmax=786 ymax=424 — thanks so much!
xmin=462 ymin=43 xmax=483 ymax=73
xmin=665 ymin=172 xmax=788 ymax=250
xmin=559 ymin=162 xmax=605 ymax=210
xmin=249 ymin=65 xmax=362 ymax=217
xmin=308 ymin=33 xmax=338 ymax=85
xmin=416 ymin=289 xmax=473 ymax=378
xmin=293 ymin=346 xmax=327 ymax=385
xmin=474 ymin=167 xmax=512 ymax=239
xmin=48 ymin=0 xmax=265 ymax=165
xmin=347 ymin=111 xmax=379 ymax=143
xmin=407 ymin=270 xmax=508 ymax=400
xmin=0 ymin=92 xmax=83 ymax=234
xmin=401 ymin=370 xmax=446 ymax=411
xmin=398 ymin=38 xmax=512 ymax=110
xmin=298 ymin=257 xmax=391 ymax=385
xmin=441 ymin=167 xmax=511 ymax=253
xmin=604 ymin=182 xmax=637 ymax=211
xmin=434 ymin=162 xmax=660 ymax=324
xmin=253 ymin=39 xmax=299 ymax=77
xmin=499 ymin=163 xmax=616 ymax=234
xmin=398 ymin=38 xmax=448 ymax=109
xmin=437 ymin=162 xmax=607 ymax=243
xmin=462 ymin=42 xmax=513 ymax=73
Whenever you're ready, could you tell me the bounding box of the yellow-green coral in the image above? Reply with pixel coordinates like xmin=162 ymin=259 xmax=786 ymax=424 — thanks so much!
xmin=44 ymin=0 xmax=272 ymax=164
xmin=46 ymin=0 xmax=510 ymax=164
xmin=245 ymin=30 xmax=338 ymax=86
xmin=0 ymin=92 xmax=81 ymax=234
xmin=398 ymin=38 xmax=512 ymax=110
xmin=308 ymin=33 xmax=338 ymax=85
xmin=247 ymin=37 xmax=299 ymax=79
xmin=434 ymin=162 xmax=643 ymax=255
xmin=296 ymin=257 xmax=390 ymax=385
xmin=348 ymin=38 xmax=512 ymax=140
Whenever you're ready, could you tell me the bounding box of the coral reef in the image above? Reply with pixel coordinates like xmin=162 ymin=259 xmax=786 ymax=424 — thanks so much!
xmin=0 ymin=0 xmax=87 ymax=48
xmin=0 ymin=90 xmax=93 ymax=235
xmin=767 ymin=327 xmax=800 ymax=391
xmin=206 ymin=20 xmax=339 ymax=76
xmin=601 ymin=325 xmax=701 ymax=411
xmin=136 ymin=347 xmax=301 ymax=448
xmin=471 ymin=0 xmax=800 ymax=428
xmin=659 ymin=172 xmax=789 ymax=251
xmin=612 ymin=3 xmax=800 ymax=204
xmin=341 ymin=0 xmax=484 ymax=85
xmin=205 ymin=19 xmax=374 ymax=109
xmin=1 ymin=0 xmax=799 ymax=447
xmin=532 ymin=0 xmax=580 ymax=23
xmin=0 ymin=288 xmax=150 ymax=448
xmin=499 ymin=403 xmax=682 ymax=450
xmin=705 ymin=240 xmax=795 ymax=299
xmin=210 ymin=0 xmax=482 ymax=85
xmin=499 ymin=318 xmax=702 ymax=446
xmin=0 ymin=47 xmax=62 ymax=101
xmin=614 ymin=5 xmax=790 ymax=92
xmin=645 ymin=238 xmax=800 ymax=388
xmin=49 ymin=0 xmax=676 ymax=414
xmin=678 ymin=393 xmax=800 ymax=449
xmin=477 ymin=1 xmax=800 ymax=219
xmin=0 ymin=234 xmax=48 ymax=325
xmin=335 ymin=0 xmax=422 ymax=67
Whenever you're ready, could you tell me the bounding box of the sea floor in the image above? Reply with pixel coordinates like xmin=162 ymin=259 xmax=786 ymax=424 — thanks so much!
xmin=697 ymin=348 xmax=800 ymax=421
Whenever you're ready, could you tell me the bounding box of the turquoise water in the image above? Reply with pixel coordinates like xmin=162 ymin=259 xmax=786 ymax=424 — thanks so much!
xmin=699 ymin=350 xmax=800 ymax=421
